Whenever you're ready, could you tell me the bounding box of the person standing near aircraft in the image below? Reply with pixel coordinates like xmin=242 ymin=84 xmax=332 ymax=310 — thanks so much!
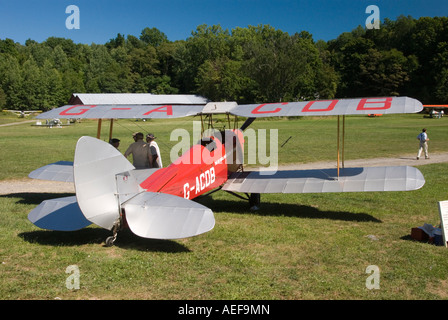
xmin=124 ymin=132 xmax=152 ymax=169
xmin=109 ymin=138 xmax=120 ymax=149
xmin=417 ymin=128 xmax=429 ymax=160
xmin=146 ymin=133 xmax=163 ymax=168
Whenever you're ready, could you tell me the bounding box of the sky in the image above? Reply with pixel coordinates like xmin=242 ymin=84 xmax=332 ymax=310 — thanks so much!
xmin=0 ymin=0 xmax=447 ymax=45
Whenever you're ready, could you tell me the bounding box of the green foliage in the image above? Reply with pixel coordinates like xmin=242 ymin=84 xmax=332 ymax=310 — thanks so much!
xmin=328 ymin=15 xmax=448 ymax=103
xmin=1 ymin=16 xmax=447 ymax=111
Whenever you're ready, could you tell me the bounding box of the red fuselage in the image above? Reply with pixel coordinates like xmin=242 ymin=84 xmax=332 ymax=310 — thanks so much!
xmin=139 ymin=129 xmax=244 ymax=200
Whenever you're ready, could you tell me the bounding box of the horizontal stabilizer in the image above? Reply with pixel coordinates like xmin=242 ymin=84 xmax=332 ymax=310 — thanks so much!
xmin=126 ymin=168 xmax=160 ymax=185
xmin=28 ymin=196 xmax=91 ymax=231
xmin=123 ymin=192 xmax=215 ymax=239
xmin=222 ymin=166 xmax=425 ymax=194
xmin=28 ymin=161 xmax=74 ymax=182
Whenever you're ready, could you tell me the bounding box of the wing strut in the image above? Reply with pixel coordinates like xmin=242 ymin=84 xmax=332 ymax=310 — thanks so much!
xmin=240 ymin=117 xmax=256 ymax=131
xmin=337 ymin=115 xmax=346 ymax=179
xmin=96 ymin=118 xmax=115 ymax=142
xmin=109 ymin=119 xmax=114 ymax=141
xmin=96 ymin=119 xmax=102 ymax=139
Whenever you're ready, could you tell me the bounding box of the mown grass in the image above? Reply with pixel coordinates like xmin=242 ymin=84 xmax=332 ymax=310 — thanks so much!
xmin=0 ymin=114 xmax=448 ymax=300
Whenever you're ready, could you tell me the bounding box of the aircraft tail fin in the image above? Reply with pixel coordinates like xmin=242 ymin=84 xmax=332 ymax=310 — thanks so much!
xmin=73 ymin=136 xmax=136 ymax=230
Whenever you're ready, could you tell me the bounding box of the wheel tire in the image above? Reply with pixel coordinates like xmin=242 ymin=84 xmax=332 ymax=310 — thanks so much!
xmin=105 ymin=236 xmax=115 ymax=247
xmin=249 ymin=193 xmax=260 ymax=210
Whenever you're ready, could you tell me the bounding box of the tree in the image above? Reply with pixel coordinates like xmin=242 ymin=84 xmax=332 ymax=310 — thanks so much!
xmin=106 ymin=33 xmax=126 ymax=49
xmin=0 ymin=38 xmax=19 ymax=57
xmin=432 ymin=42 xmax=448 ymax=103
xmin=140 ymin=27 xmax=168 ymax=47
xmin=236 ymin=25 xmax=329 ymax=102
xmin=128 ymin=45 xmax=159 ymax=77
xmin=0 ymin=87 xmax=6 ymax=109
xmin=176 ymin=24 xmax=231 ymax=93
xmin=0 ymin=55 xmax=22 ymax=109
xmin=52 ymin=45 xmax=69 ymax=71
xmin=195 ymin=57 xmax=255 ymax=102
xmin=39 ymin=60 xmax=65 ymax=109
xmin=20 ymin=58 xmax=42 ymax=109
xmin=85 ymin=45 xmax=130 ymax=93
xmin=0 ymin=16 xmax=446 ymax=110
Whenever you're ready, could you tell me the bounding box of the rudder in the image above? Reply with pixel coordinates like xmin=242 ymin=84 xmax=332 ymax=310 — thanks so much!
xmin=74 ymin=136 xmax=135 ymax=230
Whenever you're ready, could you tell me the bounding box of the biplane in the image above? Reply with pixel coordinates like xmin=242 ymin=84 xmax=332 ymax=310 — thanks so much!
xmin=28 ymin=94 xmax=425 ymax=246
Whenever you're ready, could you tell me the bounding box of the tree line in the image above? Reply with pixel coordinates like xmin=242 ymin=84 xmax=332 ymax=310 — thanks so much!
xmin=0 ymin=15 xmax=447 ymax=111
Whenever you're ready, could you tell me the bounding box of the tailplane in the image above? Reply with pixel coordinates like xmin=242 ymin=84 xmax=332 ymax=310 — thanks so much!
xmin=74 ymin=136 xmax=215 ymax=240
xmin=122 ymin=192 xmax=215 ymax=239
xmin=29 ymin=136 xmax=215 ymax=242
xmin=28 ymin=196 xmax=91 ymax=231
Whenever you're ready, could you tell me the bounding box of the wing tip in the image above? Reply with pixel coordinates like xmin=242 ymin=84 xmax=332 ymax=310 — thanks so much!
xmin=404 ymin=96 xmax=424 ymax=113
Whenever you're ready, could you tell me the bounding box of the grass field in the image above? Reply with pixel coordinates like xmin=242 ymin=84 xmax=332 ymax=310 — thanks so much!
xmin=0 ymin=112 xmax=448 ymax=300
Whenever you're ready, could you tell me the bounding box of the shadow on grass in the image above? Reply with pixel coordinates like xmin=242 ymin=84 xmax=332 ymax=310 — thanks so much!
xmin=197 ymin=197 xmax=382 ymax=223
xmin=7 ymin=192 xmax=190 ymax=253
xmin=18 ymin=229 xmax=190 ymax=253
xmin=1 ymin=192 xmax=75 ymax=205
xmin=8 ymin=190 xmax=379 ymax=253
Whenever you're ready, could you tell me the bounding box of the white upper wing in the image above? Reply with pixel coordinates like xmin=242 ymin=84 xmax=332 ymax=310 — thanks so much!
xmin=231 ymin=97 xmax=423 ymax=117
xmin=35 ymin=96 xmax=423 ymax=120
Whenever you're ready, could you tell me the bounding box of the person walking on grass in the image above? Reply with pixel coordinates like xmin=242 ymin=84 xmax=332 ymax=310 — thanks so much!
xmin=417 ymin=128 xmax=429 ymax=160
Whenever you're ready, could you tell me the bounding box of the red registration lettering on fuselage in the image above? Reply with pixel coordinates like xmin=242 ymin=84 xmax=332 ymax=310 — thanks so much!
xmin=183 ymin=167 xmax=216 ymax=199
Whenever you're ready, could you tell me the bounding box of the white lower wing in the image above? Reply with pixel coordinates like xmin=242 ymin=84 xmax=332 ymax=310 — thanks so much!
xmin=222 ymin=166 xmax=425 ymax=193
xmin=28 ymin=161 xmax=74 ymax=182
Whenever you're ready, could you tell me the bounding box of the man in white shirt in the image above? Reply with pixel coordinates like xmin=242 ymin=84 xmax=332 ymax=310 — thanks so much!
xmin=417 ymin=128 xmax=429 ymax=160
xmin=146 ymin=133 xmax=163 ymax=168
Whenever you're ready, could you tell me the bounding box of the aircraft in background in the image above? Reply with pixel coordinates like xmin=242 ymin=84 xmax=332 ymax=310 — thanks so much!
xmin=4 ymin=110 xmax=41 ymax=118
xmin=27 ymin=95 xmax=425 ymax=246
xmin=423 ymin=105 xmax=447 ymax=118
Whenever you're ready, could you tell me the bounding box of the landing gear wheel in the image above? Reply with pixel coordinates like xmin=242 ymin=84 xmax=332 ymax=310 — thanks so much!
xmin=249 ymin=193 xmax=260 ymax=211
xmin=104 ymin=218 xmax=121 ymax=247
xmin=105 ymin=236 xmax=116 ymax=247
